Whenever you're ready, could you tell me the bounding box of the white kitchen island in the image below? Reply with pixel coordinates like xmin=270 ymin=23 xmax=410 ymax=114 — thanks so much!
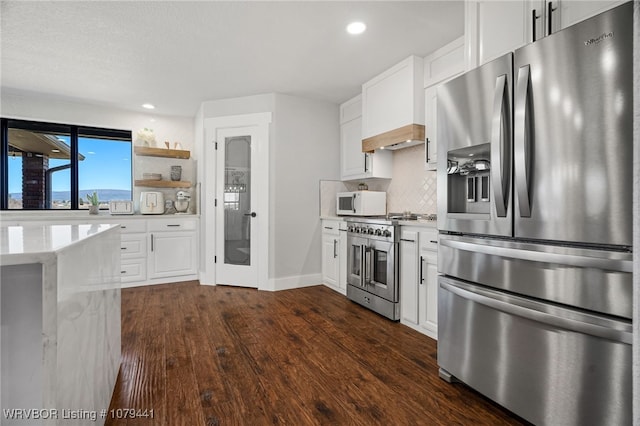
xmin=0 ymin=223 xmax=121 ymax=425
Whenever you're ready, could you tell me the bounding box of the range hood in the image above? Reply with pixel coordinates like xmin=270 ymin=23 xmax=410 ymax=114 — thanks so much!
xmin=362 ymin=123 xmax=425 ymax=153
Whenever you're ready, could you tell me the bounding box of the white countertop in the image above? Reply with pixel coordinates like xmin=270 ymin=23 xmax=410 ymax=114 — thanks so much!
xmin=397 ymin=219 xmax=437 ymax=228
xmin=0 ymin=211 xmax=198 ymax=222
xmin=0 ymin=223 xmax=119 ymax=264
xmin=321 ymin=216 xmax=437 ymax=228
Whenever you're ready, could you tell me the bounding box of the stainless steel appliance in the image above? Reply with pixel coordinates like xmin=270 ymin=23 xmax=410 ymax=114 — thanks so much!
xmin=436 ymin=3 xmax=633 ymax=425
xmin=345 ymin=216 xmax=400 ymax=320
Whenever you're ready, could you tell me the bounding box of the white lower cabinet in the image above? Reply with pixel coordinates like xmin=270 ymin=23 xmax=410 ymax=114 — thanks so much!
xmin=110 ymin=217 xmax=198 ymax=287
xmin=148 ymin=218 xmax=198 ymax=281
xmin=108 ymin=219 xmax=147 ymax=284
xmin=400 ymin=226 xmax=438 ymax=339
xmin=321 ymin=219 xmax=347 ymax=294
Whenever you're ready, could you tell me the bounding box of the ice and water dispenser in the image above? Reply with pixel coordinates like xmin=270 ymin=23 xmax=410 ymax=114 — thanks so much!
xmin=447 ymin=143 xmax=491 ymax=215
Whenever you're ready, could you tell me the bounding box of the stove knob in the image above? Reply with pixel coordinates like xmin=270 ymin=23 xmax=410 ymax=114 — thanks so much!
xmin=355 ymin=227 xmax=362 ymax=233
xmin=374 ymin=229 xmax=382 ymax=236
xmin=368 ymin=228 xmax=375 ymax=235
xmin=383 ymin=229 xmax=392 ymax=237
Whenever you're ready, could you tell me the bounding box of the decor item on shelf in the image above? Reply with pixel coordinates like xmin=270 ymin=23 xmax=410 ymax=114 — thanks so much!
xmin=165 ymin=141 xmax=170 ymax=149
xmin=174 ymin=142 xmax=183 ymax=150
xmin=358 ymin=182 xmax=368 ymax=190
xmin=86 ymin=191 xmax=99 ymax=214
xmin=170 ymin=165 xmax=182 ymax=181
xmin=135 ymin=128 xmax=156 ymax=147
xmin=143 ymin=172 xmax=162 ymax=181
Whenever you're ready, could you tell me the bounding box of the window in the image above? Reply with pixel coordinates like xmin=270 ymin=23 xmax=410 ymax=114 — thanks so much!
xmin=1 ymin=119 xmax=132 ymax=210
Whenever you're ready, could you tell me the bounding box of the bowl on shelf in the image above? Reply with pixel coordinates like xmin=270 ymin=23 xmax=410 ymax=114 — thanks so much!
xmin=143 ymin=173 xmax=162 ymax=181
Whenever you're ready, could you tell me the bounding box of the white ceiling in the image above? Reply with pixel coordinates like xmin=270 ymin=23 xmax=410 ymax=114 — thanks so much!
xmin=1 ymin=1 xmax=464 ymax=118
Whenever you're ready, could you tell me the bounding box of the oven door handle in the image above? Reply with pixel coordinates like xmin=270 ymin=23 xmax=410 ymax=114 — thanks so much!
xmin=364 ymin=246 xmax=372 ymax=286
xmin=359 ymin=244 xmax=366 ymax=287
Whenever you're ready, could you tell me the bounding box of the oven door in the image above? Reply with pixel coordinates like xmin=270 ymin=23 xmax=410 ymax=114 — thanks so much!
xmin=365 ymin=240 xmax=398 ymax=302
xmin=347 ymin=235 xmax=367 ymax=287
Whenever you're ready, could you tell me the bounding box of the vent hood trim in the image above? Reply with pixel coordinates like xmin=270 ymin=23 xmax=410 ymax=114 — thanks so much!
xmin=362 ymin=123 xmax=425 ymax=153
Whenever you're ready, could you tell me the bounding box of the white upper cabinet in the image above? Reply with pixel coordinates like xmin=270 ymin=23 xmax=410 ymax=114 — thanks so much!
xmin=423 ymin=37 xmax=466 ymax=171
xmin=466 ymin=0 xmax=624 ymax=68
xmin=465 ymin=0 xmax=531 ymax=68
xmin=423 ymin=37 xmax=465 ymax=88
xmin=361 ymin=56 xmax=425 ymax=151
xmin=551 ymin=1 xmax=626 ymax=32
xmin=424 ymin=85 xmax=438 ymax=170
xmin=340 ymin=95 xmax=393 ymax=181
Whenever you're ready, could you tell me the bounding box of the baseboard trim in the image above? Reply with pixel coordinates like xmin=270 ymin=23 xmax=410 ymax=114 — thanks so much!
xmin=264 ymin=274 xmax=322 ymax=292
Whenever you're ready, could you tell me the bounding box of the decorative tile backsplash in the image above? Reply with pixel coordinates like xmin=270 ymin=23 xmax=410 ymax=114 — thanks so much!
xmin=320 ymin=144 xmax=437 ymax=216
xmin=385 ymin=144 xmax=437 ymax=215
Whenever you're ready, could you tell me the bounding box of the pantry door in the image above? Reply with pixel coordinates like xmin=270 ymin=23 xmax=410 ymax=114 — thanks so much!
xmin=204 ymin=113 xmax=270 ymax=289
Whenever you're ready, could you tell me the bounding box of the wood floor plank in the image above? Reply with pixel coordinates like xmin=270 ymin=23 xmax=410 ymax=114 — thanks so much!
xmin=107 ymin=282 xmax=529 ymax=425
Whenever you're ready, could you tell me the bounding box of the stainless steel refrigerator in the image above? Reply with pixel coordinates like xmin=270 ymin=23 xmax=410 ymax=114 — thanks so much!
xmin=436 ymin=2 xmax=633 ymax=425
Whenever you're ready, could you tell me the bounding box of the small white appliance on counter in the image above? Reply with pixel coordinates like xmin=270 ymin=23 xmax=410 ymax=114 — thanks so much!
xmin=140 ymin=191 xmax=165 ymax=214
xmin=336 ymin=191 xmax=386 ymax=216
xmin=109 ymin=200 xmax=134 ymax=215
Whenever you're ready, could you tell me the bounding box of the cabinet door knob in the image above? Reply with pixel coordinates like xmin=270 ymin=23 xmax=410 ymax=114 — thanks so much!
xmin=244 ymin=212 xmax=257 ymax=218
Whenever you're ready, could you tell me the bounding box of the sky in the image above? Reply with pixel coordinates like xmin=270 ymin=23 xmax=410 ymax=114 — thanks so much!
xmin=8 ymin=135 xmax=132 ymax=194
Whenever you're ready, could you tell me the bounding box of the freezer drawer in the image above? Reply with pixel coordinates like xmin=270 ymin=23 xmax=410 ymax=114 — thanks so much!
xmin=439 ymin=234 xmax=632 ymax=318
xmin=438 ymin=277 xmax=631 ymax=426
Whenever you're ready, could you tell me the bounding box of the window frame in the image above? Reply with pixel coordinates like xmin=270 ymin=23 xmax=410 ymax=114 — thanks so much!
xmin=1 ymin=118 xmax=133 ymax=211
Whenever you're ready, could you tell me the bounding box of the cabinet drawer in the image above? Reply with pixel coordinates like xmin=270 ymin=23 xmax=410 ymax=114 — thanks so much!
xmin=120 ymin=234 xmax=147 ymax=258
xmin=419 ymin=229 xmax=438 ymax=252
xmin=114 ymin=220 xmax=146 ymax=234
xmin=148 ymin=218 xmax=197 ymax=232
xmin=321 ymin=220 xmax=341 ymax=236
xmin=120 ymin=259 xmax=147 ymax=283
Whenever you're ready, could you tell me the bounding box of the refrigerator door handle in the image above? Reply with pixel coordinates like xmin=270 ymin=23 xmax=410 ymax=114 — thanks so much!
xmin=440 ymin=238 xmax=633 ymax=273
xmin=490 ymin=74 xmax=510 ymax=217
xmin=515 ymin=64 xmax=532 ymax=217
xmin=440 ymin=279 xmax=632 ymax=344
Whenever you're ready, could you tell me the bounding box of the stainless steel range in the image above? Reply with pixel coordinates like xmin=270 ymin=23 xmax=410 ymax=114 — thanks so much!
xmin=345 ymin=216 xmax=400 ymax=320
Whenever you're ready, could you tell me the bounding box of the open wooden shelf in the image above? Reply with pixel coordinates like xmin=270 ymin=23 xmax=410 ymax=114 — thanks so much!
xmin=134 ymin=146 xmax=191 ymax=159
xmin=135 ymin=180 xmax=192 ymax=188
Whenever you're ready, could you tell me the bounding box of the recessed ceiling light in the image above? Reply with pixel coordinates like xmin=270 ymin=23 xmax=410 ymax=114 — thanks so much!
xmin=142 ymin=103 xmax=155 ymax=110
xmin=346 ymin=22 xmax=366 ymax=35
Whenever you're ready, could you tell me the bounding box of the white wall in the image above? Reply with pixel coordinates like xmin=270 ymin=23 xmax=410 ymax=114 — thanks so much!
xmin=1 ymin=91 xmax=194 ymax=151
xmin=271 ymin=94 xmax=340 ymax=283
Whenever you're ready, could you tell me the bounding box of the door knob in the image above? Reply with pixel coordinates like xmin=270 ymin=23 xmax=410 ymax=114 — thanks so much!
xmin=244 ymin=212 xmax=257 ymax=217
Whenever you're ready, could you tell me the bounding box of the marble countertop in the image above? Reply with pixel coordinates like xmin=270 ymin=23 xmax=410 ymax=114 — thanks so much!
xmin=0 ymin=211 xmax=199 ymax=222
xmin=0 ymin=223 xmax=119 ymax=264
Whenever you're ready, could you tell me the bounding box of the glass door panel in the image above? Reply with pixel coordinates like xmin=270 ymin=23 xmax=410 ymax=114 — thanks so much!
xmin=223 ymin=135 xmax=251 ymax=266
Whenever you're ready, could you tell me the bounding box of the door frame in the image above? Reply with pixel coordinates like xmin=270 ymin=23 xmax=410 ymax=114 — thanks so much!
xmin=203 ymin=112 xmax=271 ymax=290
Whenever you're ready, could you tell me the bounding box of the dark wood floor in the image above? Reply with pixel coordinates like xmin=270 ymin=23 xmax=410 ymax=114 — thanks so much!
xmin=106 ymin=281 xmax=528 ymax=425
